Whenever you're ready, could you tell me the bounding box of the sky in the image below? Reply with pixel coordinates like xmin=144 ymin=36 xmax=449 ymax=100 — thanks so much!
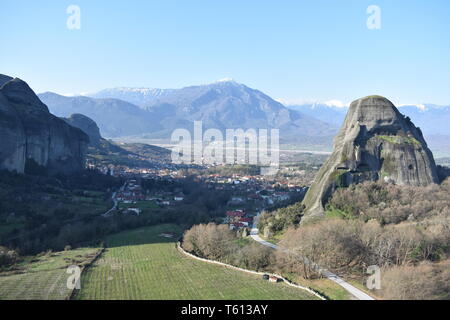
xmin=1 ymin=0 xmax=450 ymax=105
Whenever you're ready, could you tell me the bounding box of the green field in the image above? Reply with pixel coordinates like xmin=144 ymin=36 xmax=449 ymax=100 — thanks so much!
xmin=76 ymin=224 xmax=319 ymax=300
xmin=0 ymin=247 xmax=100 ymax=300
xmin=118 ymin=200 xmax=159 ymax=210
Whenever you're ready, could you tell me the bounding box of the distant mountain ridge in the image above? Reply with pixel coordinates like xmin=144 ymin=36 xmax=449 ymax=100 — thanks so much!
xmin=287 ymin=102 xmax=450 ymax=134
xmin=90 ymin=87 xmax=175 ymax=107
xmin=38 ymin=92 xmax=157 ymax=138
xmin=39 ymin=80 xmax=338 ymax=145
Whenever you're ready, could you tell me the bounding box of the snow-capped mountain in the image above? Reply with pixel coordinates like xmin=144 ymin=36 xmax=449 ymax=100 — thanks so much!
xmin=138 ymin=80 xmax=337 ymax=139
xmin=286 ymin=101 xmax=450 ymax=135
xmin=39 ymin=80 xmax=338 ymax=145
xmin=285 ymin=102 xmax=349 ymax=126
xmin=89 ymin=87 xmax=175 ymax=107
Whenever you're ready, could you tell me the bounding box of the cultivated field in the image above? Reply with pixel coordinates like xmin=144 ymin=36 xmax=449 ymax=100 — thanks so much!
xmin=0 ymin=247 xmax=100 ymax=300
xmin=76 ymin=224 xmax=319 ymax=300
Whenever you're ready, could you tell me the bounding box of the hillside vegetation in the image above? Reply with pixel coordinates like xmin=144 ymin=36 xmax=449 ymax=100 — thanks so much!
xmin=274 ymin=180 xmax=450 ymax=300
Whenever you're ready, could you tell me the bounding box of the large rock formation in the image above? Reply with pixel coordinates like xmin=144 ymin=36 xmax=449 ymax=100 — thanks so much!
xmin=302 ymin=95 xmax=439 ymax=221
xmin=62 ymin=113 xmax=102 ymax=147
xmin=0 ymin=75 xmax=89 ymax=175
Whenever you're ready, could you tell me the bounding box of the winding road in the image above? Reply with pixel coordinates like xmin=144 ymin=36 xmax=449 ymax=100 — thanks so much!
xmin=250 ymin=215 xmax=375 ymax=300
xmin=102 ymin=181 xmax=127 ymax=217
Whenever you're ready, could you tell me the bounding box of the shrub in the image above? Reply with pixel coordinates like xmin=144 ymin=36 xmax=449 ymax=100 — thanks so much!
xmin=380 ymin=261 xmax=450 ymax=300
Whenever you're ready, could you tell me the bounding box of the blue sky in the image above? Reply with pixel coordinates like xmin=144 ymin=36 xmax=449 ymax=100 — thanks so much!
xmin=1 ymin=0 xmax=450 ymax=105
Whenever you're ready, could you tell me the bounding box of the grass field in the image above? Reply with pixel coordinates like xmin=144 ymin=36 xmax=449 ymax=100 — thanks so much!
xmin=0 ymin=247 xmax=100 ymax=300
xmin=118 ymin=200 xmax=159 ymax=210
xmin=76 ymin=224 xmax=320 ymax=300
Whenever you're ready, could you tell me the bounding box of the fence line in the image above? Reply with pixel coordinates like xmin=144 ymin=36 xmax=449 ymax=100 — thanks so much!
xmin=66 ymin=247 xmax=105 ymax=300
xmin=176 ymin=242 xmax=327 ymax=300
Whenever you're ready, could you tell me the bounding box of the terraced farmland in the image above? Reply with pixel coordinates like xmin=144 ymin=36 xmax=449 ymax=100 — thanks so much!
xmin=76 ymin=224 xmax=319 ymax=300
xmin=0 ymin=247 xmax=100 ymax=300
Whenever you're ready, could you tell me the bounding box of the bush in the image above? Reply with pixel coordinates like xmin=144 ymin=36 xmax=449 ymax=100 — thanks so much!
xmin=0 ymin=246 xmax=18 ymax=267
xmin=278 ymin=217 xmax=449 ymax=275
xmin=183 ymin=223 xmax=275 ymax=271
xmin=279 ymin=219 xmax=366 ymax=276
xmin=233 ymin=243 xmax=274 ymax=271
xmin=327 ymin=181 xmax=450 ymax=224
xmin=183 ymin=223 xmax=237 ymax=261
xmin=380 ymin=261 xmax=450 ymax=300
xmin=258 ymin=202 xmax=304 ymax=236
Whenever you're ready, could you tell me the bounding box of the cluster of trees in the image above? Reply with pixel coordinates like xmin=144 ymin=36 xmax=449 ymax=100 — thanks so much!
xmin=276 ymin=213 xmax=449 ymax=299
xmin=0 ymin=169 xmax=122 ymax=254
xmin=142 ymin=176 xmax=233 ymax=225
xmin=0 ymin=169 xmax=234 ymax=255
xmin=183 ymin=223 xmax=274 ymax=271
xmin=0 ymin=246 xmax=18 ymax=268
xmin=380 ymin=260 xmax=449 ymax=300
xmin=278 ymin=217 xmax=449 ymax=273
xmin=257 ymin=202 xmax=304 ymax=236
xmin=206 ymin=165 xmax=262 ymax=176
xmin=259 ymin=179 xmax=450 ymax=299
xmin=327 ymin=180 xmax=450 ymax=224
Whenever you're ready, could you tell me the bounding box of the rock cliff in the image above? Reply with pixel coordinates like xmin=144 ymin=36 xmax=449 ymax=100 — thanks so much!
xmin=62 ymin=113 xmax=102 ymax=147
xmin=0 ymin=75 xmax=89 ymax=175
xmin=302 ymin=95 xmax=439 ymax=221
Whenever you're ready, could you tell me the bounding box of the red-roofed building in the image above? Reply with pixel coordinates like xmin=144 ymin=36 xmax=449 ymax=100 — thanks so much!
xmin=226 ymin=210 xmax=245 ymax=223
xmin=226 ymin=211 xmax=245 ymax=217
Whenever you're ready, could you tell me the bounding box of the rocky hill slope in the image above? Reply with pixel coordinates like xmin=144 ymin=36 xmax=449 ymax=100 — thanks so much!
xmin=0 ymin=75 xmax=88 ymax=175
xmin=61 ymin=113 xmax=171 ymax=168
xmin=62 ymin=113 xmax=102 ymax=147
xmin=302 ymin=95 xmax=439 ymax=221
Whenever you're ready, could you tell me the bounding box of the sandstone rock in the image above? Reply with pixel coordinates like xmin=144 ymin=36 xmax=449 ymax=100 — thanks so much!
xmin=302 ymin=95 xmax=439 ymax=221
xmin=0 ymin=93 xmax=26 ymax=172
xmin=0 ymin=75 xmax=89 ymax=175
xmin=62 ymin=113 xmax=101 ymax=147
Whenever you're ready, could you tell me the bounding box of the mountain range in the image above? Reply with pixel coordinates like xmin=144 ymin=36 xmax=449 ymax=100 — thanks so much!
xmin=286 ymin=102 xmax=450 ymax=135
xmin=38 ymin=80 xmax=337 ymax=146
xmin=38 ymin=80 xmax=450 ymax=155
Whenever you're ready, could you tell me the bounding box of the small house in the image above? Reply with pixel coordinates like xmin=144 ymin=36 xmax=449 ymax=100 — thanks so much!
xmin=269 ymin=275 xmax=280 ymax=283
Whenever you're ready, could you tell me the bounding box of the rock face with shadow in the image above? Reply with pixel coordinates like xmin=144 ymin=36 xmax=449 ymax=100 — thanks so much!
xmin=0 ymin=74 xmax=88 ymax=175
xmin=302 ymin=95 xmax=439 ymax=221
xmin=62 ymin=113 xmax=102 ymax=147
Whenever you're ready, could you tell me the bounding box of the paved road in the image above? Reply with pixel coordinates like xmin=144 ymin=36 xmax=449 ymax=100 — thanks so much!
xmin=102 ymin=181 xmax=127 ymax=217
xmin=250 ymin=216 xmax=375 ymax=300
xmin=101 ymin=192 xmax=117 ymax=217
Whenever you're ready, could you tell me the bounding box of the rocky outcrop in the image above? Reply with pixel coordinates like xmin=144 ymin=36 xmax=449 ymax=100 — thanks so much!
xmin=62 ymin=113 xmax=102 ymax=147
xmin=302 ymin=95 xmax=439 ymax=221
xmin=0 ymin=75 xmax=89 ymax=175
